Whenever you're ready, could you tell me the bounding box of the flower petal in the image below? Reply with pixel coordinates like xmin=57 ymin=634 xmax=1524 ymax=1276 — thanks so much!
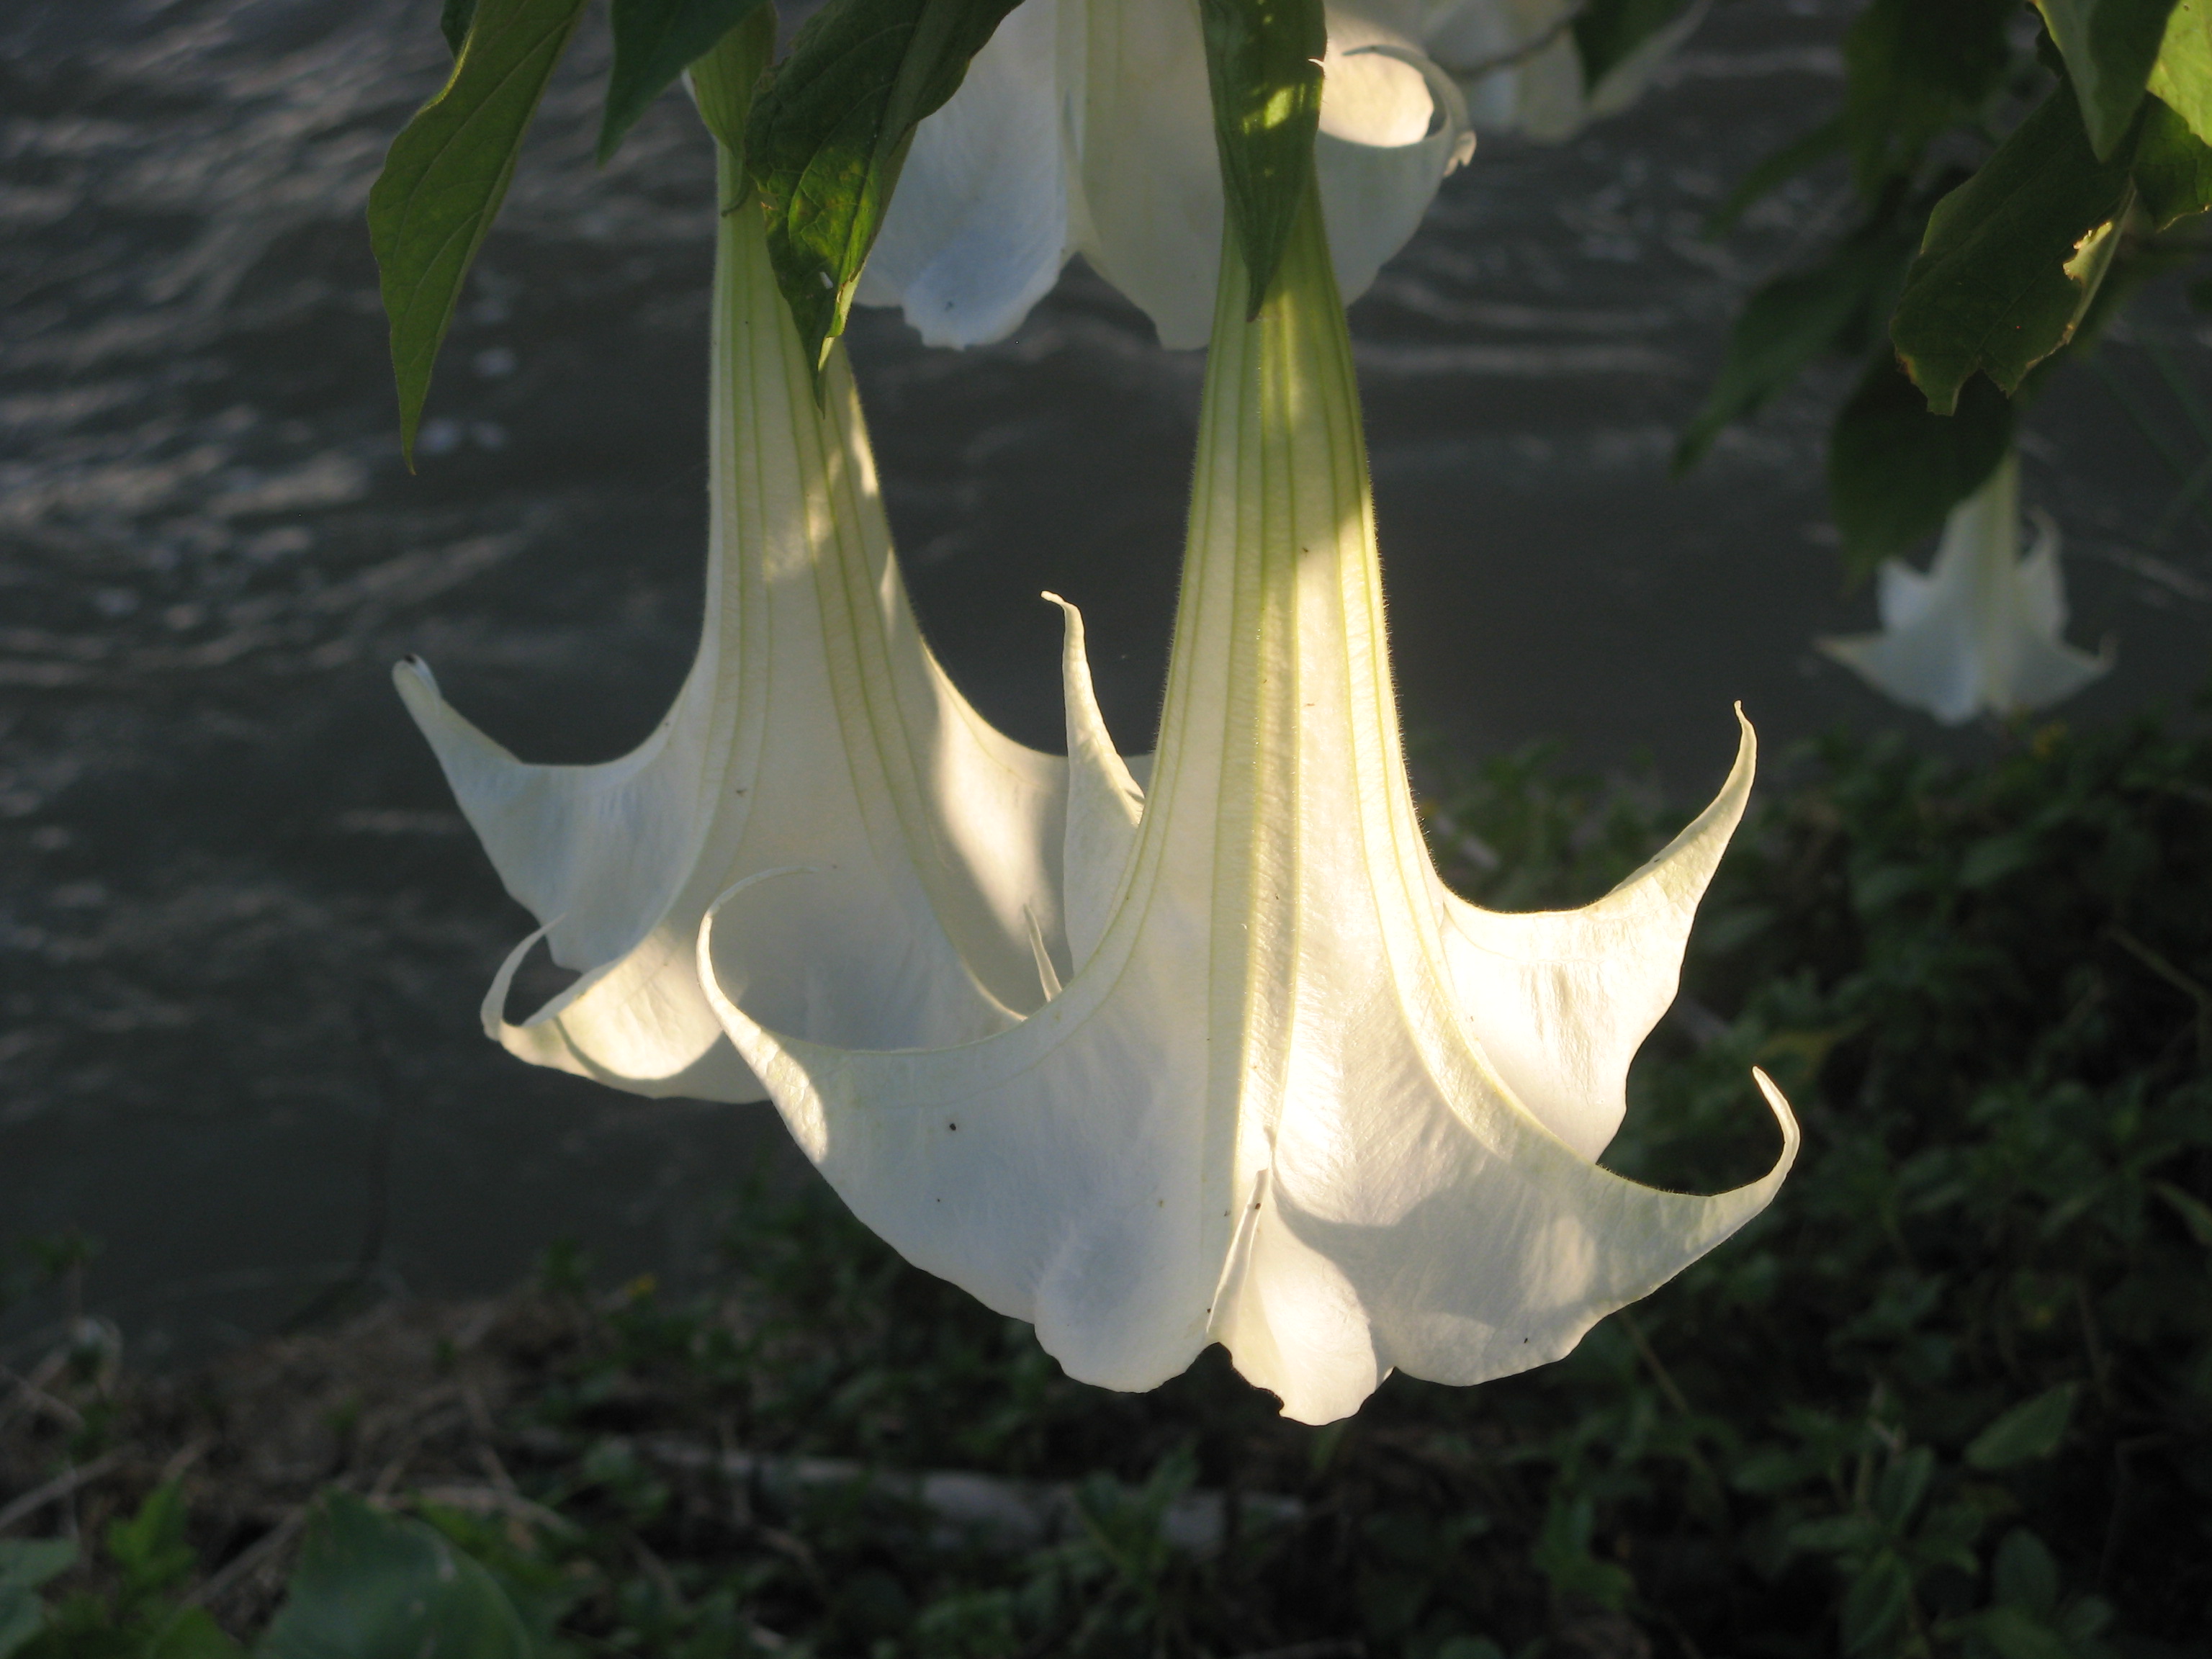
xmin=1046 ymin=593 xmax=1145 ymax=973
xmin=401 ymin=149 xmax=1077 ymax=1100
xmin=1316 ymin=39 xmax=1475 ymax=311
xmin=1069 ymin=0 xmax=1223 ymax=348
xmin=703 ymin=186 xmax=1794 ymax=1422
xmin=1429 ymin=710 xmax=1755 ymax=1161
xmin=855 ymin=0 xmax=1072 ymax=347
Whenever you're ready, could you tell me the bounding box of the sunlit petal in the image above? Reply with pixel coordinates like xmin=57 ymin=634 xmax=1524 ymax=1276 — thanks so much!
xmin=400 ymin=149 xmax=1084 ymax=1100
xmin=703 ymin=186 xmax=1794 ymax=1423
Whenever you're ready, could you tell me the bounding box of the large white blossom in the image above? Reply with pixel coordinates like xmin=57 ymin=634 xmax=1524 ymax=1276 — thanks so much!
xmin=395 ymin=140 xmax=1117 ymax=1102
xmin=858 ymin=0 xmax=1704 ymax=349
xmin=1819 ymin=452 xmax=2112 ymax=726
xmin=858 ymin=0 xmax=1475 ymax=348
xmin=703 ymin=186 xmax=1797 ymax=1424
xmin=1424 ymin=0 xmax=1707 ymax=143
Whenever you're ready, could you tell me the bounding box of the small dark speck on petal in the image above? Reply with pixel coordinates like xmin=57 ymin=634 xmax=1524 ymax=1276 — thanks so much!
xmin=948 ymin=1122 xmax=958 ymax=1131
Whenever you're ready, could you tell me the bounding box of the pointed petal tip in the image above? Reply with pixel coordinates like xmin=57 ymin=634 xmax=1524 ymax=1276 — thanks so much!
xmin=482 ymin=921 xmax=557 ymax=1042
xmin=1748 ymin=1065 xmax=1802 ymax=1175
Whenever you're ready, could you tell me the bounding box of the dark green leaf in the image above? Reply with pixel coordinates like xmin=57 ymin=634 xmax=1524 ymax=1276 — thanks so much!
xmin=2153 ymin=1177 xmax=2212 ymax=1244
xmin=107 ymin=1483 xmax=195 ymax=1601
xmin=1889 ymin=86 xmax=2136 ymax=413
xmin=598 ymin=0 xmax=772 ymax=162
xmin=2131 ymin=91 xmax=2212 ymax=222
xmin=1965 ymin=1382 xmax=2080 ymax=1470
xmin=1828 ymin=354 xmax=2015 ymax=575
xmin=1992 ymin=1528 xmax=2062 ymax=1617
xmin=0 ymin=1540 xmax=74 ymax=1659
xmin=1676 ymin=218 xmax=1915 ymax=469
xmin=1529 ymin=1493 xmax=1633 ymax=1610
xmin=145 ymin=1607 xmax=247 ymax=1658
xmin=1840 ymin=1552 xmax=1913 ymax=1655
xmin=1573 ymin=0 xmax=1699 ymax=91
xmin=2149 ymin=0 xmax=2212 ymax=142
xmin=1704 ymin=114 xmax=1846 ymax=238
xmin=2036 ymin=0 xmax=2180 ymax=157
xmin=1966 ymin=1605 xmax=2078 ymax=1659
xmin=1842 ymin=0 xmax=2015 ymax=193
xmin=258 ymin=1494 xmax=535 ymax=1659
xmin=368 ymin=0 xmax=590 ymax=464
xmin=441 ymin=0 xmax=479 ymax=56
xmin=747 ymin=0 xmax=1023 ymax=372
xmin=1197 ymin=0 xmax=1326 ymax=318
xmin=1872 ymin=1446 xmax=1934 ymax=1529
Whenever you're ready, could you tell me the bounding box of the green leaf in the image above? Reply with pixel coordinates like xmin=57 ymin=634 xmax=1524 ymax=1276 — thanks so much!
xmin=107 ymin=1483 xmax=196 ymax=1601
xmin=440 ymin=0 xmax=479 ymax=55
xmin=747 ymin=0 xmax=1025 ymax=373
xmin=1889 ymin=86 xmax=2137 ymax=413
xmin=1873 ymin=1446 xmax=1934 ymax=1530
xmin=1841 ymin=1552 xmax=1914 ymax=1655
xmin=1992 ymin=1528 xmax=2062 ymax=1617
xmin=2131 ymin=91 xmax=2212 ymax=222
xmin=598 ymin=0 xmax=772 ymax=162
xmin=1828 ymin=354 xmax=2015 ymax=576
xmin=1676 ymin=218 xmax=1915 ymax=469
xmin=1965 ymin=1605 xmax=2078 ymax=1659
xmin=1573 ymin=0 xmax=1699 ymax=91
xmin=2035 ymin=0 xmax=2181 ymax=158
xmin=2153 ymin=1177 xmax=2212 ymax=1245
xmin=1529 ymin=1493 xmax=1633 ymax=1610
xmin=258 ymin=1494 xmax=536 ymax=1659
xmin=1197 ymin=0 xmax=1326 ymax=318
xmin=0 ymin=1540 xmax=75 ymax=1659
xmin=1842 ymin=0 xmax=2015 ymax=194
xmin=1965 ymin=1382 xmax=2080 ymax=1471
xmin=145 ymin=1607 xmax=248 ymax=1658
xmin=368 ymin=0 xmax=591 ymax=464
xmin=2148 ymin=0 xmax=2212 ymax=143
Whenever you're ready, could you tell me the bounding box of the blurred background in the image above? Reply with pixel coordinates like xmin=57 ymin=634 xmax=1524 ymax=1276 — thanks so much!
xmin=2 ymin=0 xmax=2208 ymax=1363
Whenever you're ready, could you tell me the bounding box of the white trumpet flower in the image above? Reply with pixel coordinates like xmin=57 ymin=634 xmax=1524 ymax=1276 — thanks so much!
xmin=858 ymin=0 xmax=1704 ymax=350
xmin=395 ymin=139 xmax=1094 ymax=1103
xmin=702 ymin=186 xmax=1797 ymax=1424
xmin=1818 ymin=453 xmax=2113 ymax=727
xmin=1425 ymin=0 xmax=1707 ymax=143
xmin=856 ymin=0 xmax=1475 ymax=349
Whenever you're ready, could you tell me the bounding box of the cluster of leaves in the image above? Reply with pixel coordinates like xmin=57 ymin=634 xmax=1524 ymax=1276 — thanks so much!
xmin=6 ymin=702 xmax=2208 ymax=1657
xmin=1683 ymin=0 xmax=2212 ymax=576
xmin=371 ymin=0 xmax=1694 ymax=457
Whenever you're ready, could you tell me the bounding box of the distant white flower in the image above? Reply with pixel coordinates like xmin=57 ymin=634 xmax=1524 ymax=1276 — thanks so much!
xmin=1819 ymin=452 xmax=2112 ymax=726
xmin=703 ymin=185 xmax=1796 ymax=1424
xmin=857 ymin=0 xmax=1475 ymax=348
xmin=396 ymin=144 xmax=1112 ymax=1102
xmin=1425 ymin=0 xmax=1707 ymax=143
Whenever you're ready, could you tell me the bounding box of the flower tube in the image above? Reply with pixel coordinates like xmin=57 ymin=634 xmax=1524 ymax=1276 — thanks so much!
xmin=396 ymin=41 xmax=1102 ymax=1102
xmin=701 ymin=180 xmax=1797 ymax=1424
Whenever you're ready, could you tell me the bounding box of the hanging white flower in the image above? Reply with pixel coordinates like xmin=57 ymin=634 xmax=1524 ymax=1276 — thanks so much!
xmin=1423 ymin=0 xmax=1707 ymax=143
xmin=395 ymin=135 xmax=1113 ymax=1103
xmin=1818 ymin=451 xmax=2113 ymax=727
xmin=855 ymin=0 xmax=1475 ymax=349
xmin=856 ymin=0 xmax=1709 ymax=350
xmin=701 ymin=186 xmax=1797 ymax=1425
